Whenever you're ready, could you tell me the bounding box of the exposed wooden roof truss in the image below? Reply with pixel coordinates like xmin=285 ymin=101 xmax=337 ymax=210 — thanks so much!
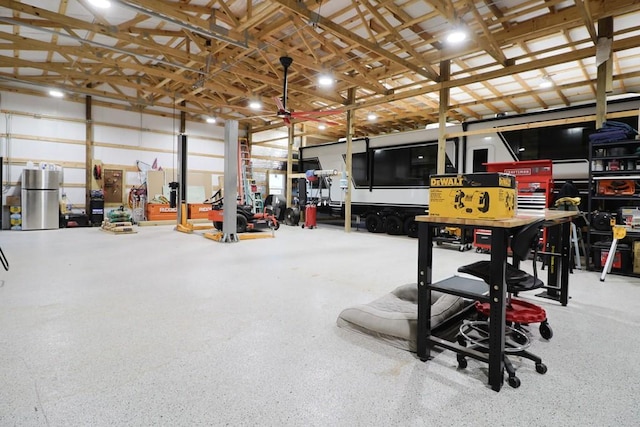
xmin=0 ymin=0 xmax=639 ymax=141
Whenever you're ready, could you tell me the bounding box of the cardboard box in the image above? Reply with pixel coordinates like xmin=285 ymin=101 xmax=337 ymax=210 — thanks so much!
xmin=429 ymin=173 xmax=516 ymax=220
xmin=188 ymin=203 xmax=212 ymax=219
xmin=634 ymin=241 xmax=640 ymax=274
xmin=618 ymin=207 xmax=640 ymax=229
xmin=145 ymin=204 xmax=177 ymax=221
xmin=6 ymin=195 xmax=20 ymax=206
xmin=593 ymin=241 xmax=630 ymax=273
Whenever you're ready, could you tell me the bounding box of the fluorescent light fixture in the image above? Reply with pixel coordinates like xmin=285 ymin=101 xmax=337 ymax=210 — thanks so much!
xmin=205 ymin=117 xmax=216 ymax=124
xmin=88 ymin=0 xmax=111 ymax=8
xmin=425 ymin=122 xmax=456 ymax=129
xmin=518 ymin=147 xmax=526 ymax=152
xmin=367 ymin=113 xmax=377 ymax=121
xmin=49 ymin=89 xmax=64 ymax=98
xmin=249 ymin=101 xmax=262 ymax=110
xmin=318 ymin=124 xmax=326 ymax=130
xmin=446 ymin=30 xmax=467 ymax=44
xmin=318 ymin=75 xmax=334 ymax=87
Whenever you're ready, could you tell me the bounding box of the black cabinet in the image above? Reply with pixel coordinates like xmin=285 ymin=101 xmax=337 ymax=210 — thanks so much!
xmin=587 ymin=139 xmax=640 ymax=276
xmin=89 ymin=198 xmax=104 ymax=226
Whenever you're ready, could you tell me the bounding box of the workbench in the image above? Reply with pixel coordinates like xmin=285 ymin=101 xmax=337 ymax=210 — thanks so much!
xmin=415 ymin=209 xmax=576 ymax=391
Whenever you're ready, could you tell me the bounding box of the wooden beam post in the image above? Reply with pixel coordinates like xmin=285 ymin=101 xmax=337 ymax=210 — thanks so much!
xmin=345 ymin=87 xmax=355 ymax=233
xmin=596 ymin=17 xmax=613 ymax=129
xmin=438 ymin=60 xmax=450 ymax=174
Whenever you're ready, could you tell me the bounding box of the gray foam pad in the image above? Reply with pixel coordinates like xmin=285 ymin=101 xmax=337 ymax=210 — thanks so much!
xmin=337 ymin=283 xmax=466 ymax=352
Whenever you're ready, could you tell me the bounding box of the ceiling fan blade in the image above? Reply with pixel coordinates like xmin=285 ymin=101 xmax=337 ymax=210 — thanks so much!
xmin=273 ymin=96 xmax=286 ymax=113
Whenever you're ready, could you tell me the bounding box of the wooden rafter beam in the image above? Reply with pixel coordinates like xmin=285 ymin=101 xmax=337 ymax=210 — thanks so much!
xmin=338 ymin=33 xmax=640 ymax=112
xmin=463 ymin=0 xmax=510 ymax=66
xmin=575 ymin=0 xmax=599 ymax=44
xmin=288 ymin=15 xmax=387 ymax=94
xmin=361 ymin=1 xmax=440 ymax=74
xmin=271 ymin=0 xmax=441 ymax=82
xmin=433 ymin=0 xmax=640 ymax=64
xmin=0 ymin=3 xmax=204 ymax=65
xmin=352 ymin=0 xmax=377 ymax=42
xmin=112 ymin=0 xmax=248 ymax=47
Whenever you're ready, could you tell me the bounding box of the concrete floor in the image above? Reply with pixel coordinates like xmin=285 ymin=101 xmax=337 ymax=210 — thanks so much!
xmin=1 ymin=223 xmax=639 ymax=426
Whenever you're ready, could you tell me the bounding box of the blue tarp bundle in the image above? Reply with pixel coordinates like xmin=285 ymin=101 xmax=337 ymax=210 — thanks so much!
xmin=589 ymin=121 xmax=638 ymax=144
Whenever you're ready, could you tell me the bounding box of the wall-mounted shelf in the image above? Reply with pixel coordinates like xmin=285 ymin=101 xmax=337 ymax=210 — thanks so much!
xmin=592 ymin=196 xmax=640 ymax=201
xmin=592 ymin=171 xmax=640 ymax=178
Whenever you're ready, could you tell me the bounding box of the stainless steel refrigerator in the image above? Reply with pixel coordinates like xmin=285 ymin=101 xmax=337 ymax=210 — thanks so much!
xmin=21 ymin=169 xmax=61 ymax=230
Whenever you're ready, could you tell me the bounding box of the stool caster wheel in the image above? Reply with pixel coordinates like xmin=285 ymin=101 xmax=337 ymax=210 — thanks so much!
xmin=539 ymin=321 xmax=553 ymax=340
xmin=508 ymin=375 xmax=521 ymax=388
xmin=535 ymin=363 xmax=548 ymax=374
xmin=457 ymin=354 xmax=467 ymax=369
xmin=513 ymin=329 xmax=528 ymax=345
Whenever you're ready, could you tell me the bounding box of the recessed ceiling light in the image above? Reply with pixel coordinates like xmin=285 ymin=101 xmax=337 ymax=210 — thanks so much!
xmin=446 ymin=30 xmax=467 ymax=44
xmin=318 ymin=75 xmax=334 ymax=87
xmin=249 ymin=101 xmax=261 ymax=110
xmin=367 ymin=113 xmax=377 ymax=121
xmin=206 ymin=117 xmax=216 ymax=124
xmin=318 ymin=124 xmax=326 ymax=130
xmin=88 ymin=0 xmax=111 ymax=8
xmin=49 ymin=89 xmax=64 ymax=98
xmin=539 ymin=77 xmax=553 ymax=88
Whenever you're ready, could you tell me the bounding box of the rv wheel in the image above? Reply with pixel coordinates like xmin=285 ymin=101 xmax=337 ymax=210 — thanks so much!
xmin=404 ymin=217 xmax=418 ymax=238
xmin=365 ymin=214 xmax=385 ymax=233
xmin=385 ymin=215 xmax=404 ymax=235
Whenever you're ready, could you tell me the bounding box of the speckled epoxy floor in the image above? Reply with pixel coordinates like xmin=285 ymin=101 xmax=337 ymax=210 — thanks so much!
xmin=1 ymin=223 xmax=639 ymax=426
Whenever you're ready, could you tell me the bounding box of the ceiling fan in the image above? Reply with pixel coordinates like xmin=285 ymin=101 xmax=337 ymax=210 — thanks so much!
xmin=267 ymin=56 xmax=342 ymax=127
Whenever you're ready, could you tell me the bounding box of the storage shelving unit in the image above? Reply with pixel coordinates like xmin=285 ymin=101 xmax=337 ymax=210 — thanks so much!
xmin=587 ymin=138 xmax=640 ymax=277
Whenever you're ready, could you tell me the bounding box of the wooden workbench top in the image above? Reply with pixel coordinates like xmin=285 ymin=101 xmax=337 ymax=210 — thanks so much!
xmin=415 ymin=209 xmax=577 ymax=228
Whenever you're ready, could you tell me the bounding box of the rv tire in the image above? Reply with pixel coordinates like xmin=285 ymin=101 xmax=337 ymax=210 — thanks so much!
xmin=404 ymin=217 xmax=419 ymax=238
xmin=385 ymin=215 xmax=404 ymax=235
xmin=365 ymin=214 xmax=385 ymax=233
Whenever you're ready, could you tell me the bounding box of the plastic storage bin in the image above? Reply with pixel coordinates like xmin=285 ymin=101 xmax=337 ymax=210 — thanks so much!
xmin=592 ymin=241 xmax=631 ymax=273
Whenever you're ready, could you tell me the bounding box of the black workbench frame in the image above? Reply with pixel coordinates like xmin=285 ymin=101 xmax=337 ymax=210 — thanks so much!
xmin=415 ymin=211 xmax=574 ymax=392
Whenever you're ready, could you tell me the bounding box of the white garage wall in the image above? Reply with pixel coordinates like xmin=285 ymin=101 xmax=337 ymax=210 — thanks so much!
xmin=1 ymin=91 xmax=227 ymax=218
